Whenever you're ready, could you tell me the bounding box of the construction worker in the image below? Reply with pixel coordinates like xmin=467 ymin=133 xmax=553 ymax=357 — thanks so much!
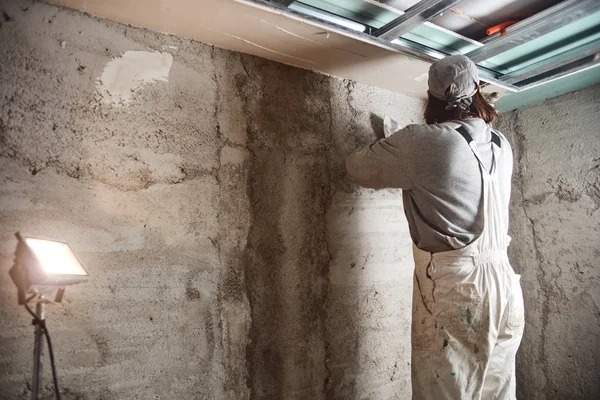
xmin=346 ymin=55 xmax=525 ymax=400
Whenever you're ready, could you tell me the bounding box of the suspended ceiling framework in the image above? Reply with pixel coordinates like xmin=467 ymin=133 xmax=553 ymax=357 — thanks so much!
xmin=47 ymin=0 xmax=600 ymax=111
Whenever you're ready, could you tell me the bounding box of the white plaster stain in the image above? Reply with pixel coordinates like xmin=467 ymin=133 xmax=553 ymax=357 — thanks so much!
xmin=97 ymin=51 xmax=173 ymax=105
xmin=226 ymin=33 xmax=316 ymax=65
xmin=414 ymin=72 xmax=429 ymax=82
xmin=274 ymin=26 xmax=323 ymax=44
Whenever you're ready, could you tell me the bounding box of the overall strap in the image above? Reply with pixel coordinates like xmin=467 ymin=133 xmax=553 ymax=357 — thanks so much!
xmin=454 ymin=125 xmax=508 ymax=251
xmin=455 ymin=125 xmax=501 ymax=176
xmin=455 ymin=125 xmax=501 ymax=148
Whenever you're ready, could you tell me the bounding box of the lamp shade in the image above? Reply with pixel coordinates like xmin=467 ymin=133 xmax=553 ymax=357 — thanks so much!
xmin=12 ymin=233 xmax=89 ymax=290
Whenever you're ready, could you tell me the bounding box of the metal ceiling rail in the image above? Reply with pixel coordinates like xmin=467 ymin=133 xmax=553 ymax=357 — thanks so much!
xmin=501 ymin=41 xmax=600 ymax=85
xmin=518 ymin=52 xmax=600 ymax=91
xmin=269 ymin=0 xmax=295 ymax=6
xmin=466 ymin=0 xmax=600 ymax=63
xmin=373 ymin=0 xmax=464 ymax=41
xmin=270 ymin=0 xmax=295 ymax=6
xmin=288 ymin=1 xmax=368 ymax=32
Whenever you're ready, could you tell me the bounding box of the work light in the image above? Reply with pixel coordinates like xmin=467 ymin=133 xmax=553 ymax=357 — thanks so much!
xmin=9 ymin=232 xmax=89 ymax=400
xmin=9 ymin=232 xmax=89 ymax=304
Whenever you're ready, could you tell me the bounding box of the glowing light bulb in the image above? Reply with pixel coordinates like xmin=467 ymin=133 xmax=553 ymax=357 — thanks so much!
xmin=25 ymin=238 xmax=88 ymax=276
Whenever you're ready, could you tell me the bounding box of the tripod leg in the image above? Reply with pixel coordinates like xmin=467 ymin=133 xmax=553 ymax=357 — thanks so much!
xmin=31 ymin=302 xmax=45 ymax=400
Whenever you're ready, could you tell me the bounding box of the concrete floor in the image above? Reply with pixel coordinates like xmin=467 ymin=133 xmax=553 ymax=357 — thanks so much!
xmin=0 ymin=1 xmax=599 ymax=399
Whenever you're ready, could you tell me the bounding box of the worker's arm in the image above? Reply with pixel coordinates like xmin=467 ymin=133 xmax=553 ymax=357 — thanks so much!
xmin=345 ymin=125 xmax=416 ymax=189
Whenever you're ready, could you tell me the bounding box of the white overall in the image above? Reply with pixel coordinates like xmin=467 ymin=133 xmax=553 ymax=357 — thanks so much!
xmin=411 ymin=126 xmax=525 ymax=400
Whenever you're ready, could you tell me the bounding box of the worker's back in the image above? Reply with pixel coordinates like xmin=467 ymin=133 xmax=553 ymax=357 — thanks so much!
xmin=402 ymin=118 xmax=513 ymax=252
xmin=345 ymin=117 xmax=513 ymax=253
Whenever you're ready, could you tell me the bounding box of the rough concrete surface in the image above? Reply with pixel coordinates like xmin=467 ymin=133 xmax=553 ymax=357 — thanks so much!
xmin=497 ymin=84 xmax=600 ymax=400
xmin=0 ymin=1 xmax=424 ymax=399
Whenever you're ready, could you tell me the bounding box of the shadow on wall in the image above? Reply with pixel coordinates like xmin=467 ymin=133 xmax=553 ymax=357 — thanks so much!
xmin=220 ymin=47 xmax=419 ymax=398
xmin=235 ymin=53 xmax=419 ymax=399
xmin=207 ymin=51 xmax=419 ymax=398
xmin=235 ymin=57 xmax=413 ymax=399
xmin=235 ymin=53 xmax=333 ymax=399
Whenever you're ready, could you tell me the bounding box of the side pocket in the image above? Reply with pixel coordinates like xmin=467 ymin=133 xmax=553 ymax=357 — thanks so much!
xmin=506 ymin=274 xmax=525 ymax=330
xmin=445 ymin=283 xmax=483 ymax=347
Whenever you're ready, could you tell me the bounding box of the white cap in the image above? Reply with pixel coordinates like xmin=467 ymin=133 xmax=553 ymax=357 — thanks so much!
xmin=428 ymin=55 xmax=479 ymax=111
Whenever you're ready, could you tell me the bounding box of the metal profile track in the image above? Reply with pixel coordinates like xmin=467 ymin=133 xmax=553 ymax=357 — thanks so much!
xmin=373 ymin=0 xmax=464 ymax=41
xmin=518 ymin=53 xmax=600 ymax=91
xmin=501 ymin=41 xmax=600 ymax=85
xmin=466 ymin=0 xmax=600 ymax=63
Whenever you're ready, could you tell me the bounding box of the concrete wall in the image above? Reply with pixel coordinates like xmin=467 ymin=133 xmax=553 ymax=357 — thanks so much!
xmin=497 ymin=84 xmax=600 ymax=400
xmin=0 ymin=1 xmax=423 ymax=399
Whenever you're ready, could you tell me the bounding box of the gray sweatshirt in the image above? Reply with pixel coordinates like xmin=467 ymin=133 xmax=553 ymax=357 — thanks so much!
xmin=345 ymin=118 xmax=513 ymax=253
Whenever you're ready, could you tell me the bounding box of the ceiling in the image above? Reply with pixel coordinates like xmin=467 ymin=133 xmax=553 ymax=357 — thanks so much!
xmin=374 ymin=0 xmax=563 ymax=40
xmin=47 ymin=0 xmax=600 ymax=112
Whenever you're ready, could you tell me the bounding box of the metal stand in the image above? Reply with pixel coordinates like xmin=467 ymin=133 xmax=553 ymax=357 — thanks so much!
xmin=31 ymin=300 xmax=46 ymax=400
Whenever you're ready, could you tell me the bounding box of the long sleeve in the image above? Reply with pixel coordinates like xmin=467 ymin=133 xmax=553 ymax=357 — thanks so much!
xmin=345 ymin=125 xmax=416 ymax=189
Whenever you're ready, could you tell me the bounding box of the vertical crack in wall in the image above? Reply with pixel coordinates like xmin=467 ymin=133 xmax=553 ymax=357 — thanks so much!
xmin=345 ymin=80 xmax=360 ymax=149
xmin=212 ymin=47 xmax=224 ymax=146
xmin=212 ymin=46 xmax=223 ymax=244
xmin=320 ymin=79 xmax=336 ymax=400
xmin=211 ymin=45 xmax=227 ymax=397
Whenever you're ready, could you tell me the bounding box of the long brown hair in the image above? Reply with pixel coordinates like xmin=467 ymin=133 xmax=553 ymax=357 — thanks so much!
xmin=424 ymin=90 xmax=497 ymax=125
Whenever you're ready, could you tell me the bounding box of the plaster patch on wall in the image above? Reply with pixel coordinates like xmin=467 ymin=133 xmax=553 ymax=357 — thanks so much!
xmin=97 ymin=51 xmax=173 ymax=105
